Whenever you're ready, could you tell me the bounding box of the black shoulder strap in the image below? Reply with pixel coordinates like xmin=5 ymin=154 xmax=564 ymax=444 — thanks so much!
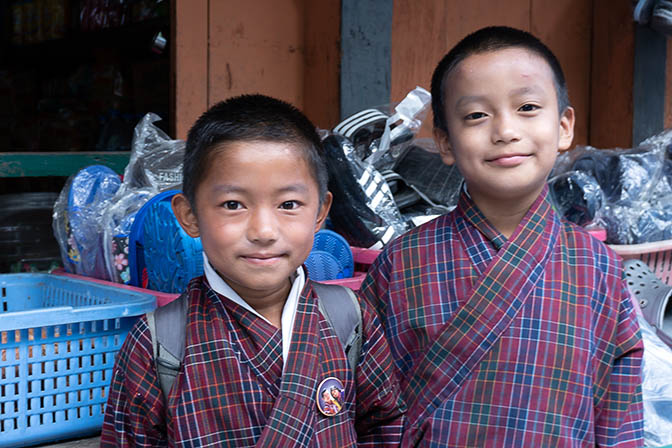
xmin=146 ymin=292 xmax=189 ymax=403
xmin=312 ymin=282 xmax=363 ymax=378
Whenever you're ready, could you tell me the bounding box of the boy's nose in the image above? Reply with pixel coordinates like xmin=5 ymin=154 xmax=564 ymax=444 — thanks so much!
xmin=247 ymin=209 xmax=278 ymax=243
xmin=491 ymin=113 xmax=521 ymax=144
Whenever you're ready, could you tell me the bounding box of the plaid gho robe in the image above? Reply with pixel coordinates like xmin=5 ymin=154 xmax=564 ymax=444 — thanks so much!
xmin=361 ymin=186 xmax=644 ymax=447
xmin=101 ymin=276 xmax=404 ymax=447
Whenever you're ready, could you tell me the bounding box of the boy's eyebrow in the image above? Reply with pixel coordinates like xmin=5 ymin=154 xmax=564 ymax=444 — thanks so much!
xmin=211 ymin=183 xmax=310 ymax=194
xmin=212 ymin=184 xmax=244 ymax=194
xmin=454 ymin=95 xmax=485 ymax=109
xmin=509 ymin=85 xmax=544 ymax=97
xmin=275 ymin=184 xmax=310 ymax=195
xmin=454 ymin=85 xmax=545 ymax=108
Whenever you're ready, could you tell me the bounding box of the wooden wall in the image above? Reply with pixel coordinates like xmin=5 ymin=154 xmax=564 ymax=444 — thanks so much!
xmin=173 ymin=0 xmax=667 ymax=149
xmin=391 ymin=0 xmax=637 ymax=148
xmin=172 ymin=0 xmax=340 ymax=140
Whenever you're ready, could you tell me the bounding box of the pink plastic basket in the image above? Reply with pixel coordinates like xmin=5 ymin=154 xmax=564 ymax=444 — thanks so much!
xmin=609 ymin=239 xmax=672 ymax=286
xmin=318 ymin=247 xmax=381 ymax=291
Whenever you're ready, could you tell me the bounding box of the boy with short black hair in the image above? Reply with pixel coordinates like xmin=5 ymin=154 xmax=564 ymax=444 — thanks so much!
xmin=361 ymin=26 xmax=644 ymax=446
xmin=101 ymin=94 xmax=404 ymax=447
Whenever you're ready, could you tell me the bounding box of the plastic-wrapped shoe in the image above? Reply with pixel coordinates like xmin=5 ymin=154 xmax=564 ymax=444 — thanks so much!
xmin=322 ymin=134 xmax=407 ymax=249
xmin=62 ymin=165 xmax=121 ymax=279
xmin=652 ymin=0 xmax=672 ymax=35
xmin=624 ymin=259 xmax=672 ymax=334
xmin=634 ymin=0 xmax=657 ymax=24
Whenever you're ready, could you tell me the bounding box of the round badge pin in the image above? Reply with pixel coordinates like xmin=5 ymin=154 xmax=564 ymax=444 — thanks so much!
xmin=316 ymin=377 xmax=345 ymax=417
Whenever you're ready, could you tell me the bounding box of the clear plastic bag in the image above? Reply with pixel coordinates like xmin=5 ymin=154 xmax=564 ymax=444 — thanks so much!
xmin=326 ymin=87 xmax=465 ymax=247
xmin=323 ymin=133 xmax=408 ymax=249
xmin=102 ymin=188 xmax=154 ymax=284
xmin=102 ymin=113 xmax=185 ymax=282
xmin=392 ymin=138 xmax=463 ymax=212
xmin=551 ymin=129 xmax=672 ymax=244
xmin=52 ymin=165 xmax=122 ymax=280
xmin=553 ymin=143 xmax=665 ymax=205
xmin=122 ymin=112 xmax=185 ymax=192
xmin=638 ymin=315 xmax=672 ymax=446
xmin=333 ymin=86 xmax=431 ymax=172
xmin=548 ymin=170 xmax=604 ymax=228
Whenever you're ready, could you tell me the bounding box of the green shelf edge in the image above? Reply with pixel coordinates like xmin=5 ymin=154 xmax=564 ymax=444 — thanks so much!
xmin=0 ymin=152 xmax=130 ymax=177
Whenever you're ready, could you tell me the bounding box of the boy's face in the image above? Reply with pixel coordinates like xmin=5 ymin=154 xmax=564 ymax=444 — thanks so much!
xmin=173 ymin=140 xmax=332 ymax=305
xmin=435 ymin=47 xmax=575 ymax=209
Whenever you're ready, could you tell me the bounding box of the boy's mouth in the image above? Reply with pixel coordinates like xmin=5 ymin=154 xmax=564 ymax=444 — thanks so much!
xmin=487 ymin=153 xmax=531 ymax=166
xmin=241 ymin=253 xmax=285 ymax=265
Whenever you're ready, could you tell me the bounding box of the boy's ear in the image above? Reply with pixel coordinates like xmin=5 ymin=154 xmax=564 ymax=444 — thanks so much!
xmin=433 ymin=127 xmax=456 ymax=165
xmin=172 ymin=193 xmax=200 ymax=238
xmin=558 ymin=106 xmax=576 ymax=152
xmin=314 ymin=192 xmax=333 ymax=233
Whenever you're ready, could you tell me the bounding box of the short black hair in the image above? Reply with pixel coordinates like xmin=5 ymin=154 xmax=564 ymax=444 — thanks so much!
xmin=431 ymin=26 xmax=570 ymax=132
xmin=183 ymin=94 xmax=328 ymax=209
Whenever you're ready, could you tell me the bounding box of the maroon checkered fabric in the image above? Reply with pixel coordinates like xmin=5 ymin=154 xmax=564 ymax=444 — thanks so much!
xmin=361 ymin=187 xmax=644 ymax=447
xmin=101 ymin=276 xmax=404 ymax=447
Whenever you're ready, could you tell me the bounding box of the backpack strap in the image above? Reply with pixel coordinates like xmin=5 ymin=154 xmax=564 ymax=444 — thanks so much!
xmin=146 ymin=292 xmax=189 ymax=403
xmin=147 ymin=284 xmax=363 ymax=405
xmin=312 ymin=282 xmax=363 ymax=379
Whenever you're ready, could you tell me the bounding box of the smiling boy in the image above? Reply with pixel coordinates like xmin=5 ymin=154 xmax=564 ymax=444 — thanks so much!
xmin=360 ymin=26 xmax=644 ymax=446
xmin=101 ymin=94 xmax=404 ymax=447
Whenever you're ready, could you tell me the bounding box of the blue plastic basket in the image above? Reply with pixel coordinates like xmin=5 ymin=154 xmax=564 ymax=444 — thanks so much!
xmin=0 ymin=274 xmax=156 ymax=447
xmin=305 ymin=230 xmax=354 ymax=281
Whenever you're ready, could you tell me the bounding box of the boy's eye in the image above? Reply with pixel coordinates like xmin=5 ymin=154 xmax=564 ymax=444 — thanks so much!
xmin=464 ymin=112 xmax=487 ymax=120
xmin=519 ymin=104 xmax=540 ymax=112
xmin=280 ymin=201 xmax=299 ymax=210
xmin=222 ymin=200 xmax=241 ymax=210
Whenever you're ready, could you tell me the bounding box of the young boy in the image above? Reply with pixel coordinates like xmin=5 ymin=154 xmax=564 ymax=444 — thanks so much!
xmin=101 ymin=94 xmax=405 ymax=446
xmin=360 ymin=26 xmax=644 ymax=447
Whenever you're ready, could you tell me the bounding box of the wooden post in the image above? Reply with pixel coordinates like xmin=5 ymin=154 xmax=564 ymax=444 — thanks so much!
xmin=632 ymin=24 xmax=667 ymax=145
xmin=171 ymin=0 xmax=209 ymax=140
xmin=340 ymin=0 xmax=393 ymax=120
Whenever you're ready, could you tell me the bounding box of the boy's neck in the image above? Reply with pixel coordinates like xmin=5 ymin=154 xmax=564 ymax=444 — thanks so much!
xmin=246 ymin=292 xmax=287 ymax=329
xmin=469 ymin=188 xmax=542 ymax=239
xmin=211 ymin=267 xmax=292 ymax=329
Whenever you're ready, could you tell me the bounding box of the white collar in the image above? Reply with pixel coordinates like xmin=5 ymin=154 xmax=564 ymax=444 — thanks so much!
xmin=202 ymin=252 xmax=304 ymax=365
xmin=462 ymin=181 xmax=471 ymax=198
